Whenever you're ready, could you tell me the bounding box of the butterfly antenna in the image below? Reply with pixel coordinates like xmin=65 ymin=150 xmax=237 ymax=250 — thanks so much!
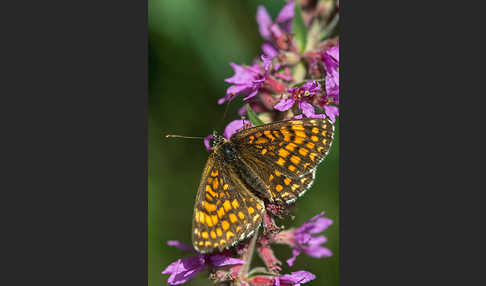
xmin=165 ymin=134 xmax=205 ymax=140
xmin=219 ymin=96 xmax=234 ymax=129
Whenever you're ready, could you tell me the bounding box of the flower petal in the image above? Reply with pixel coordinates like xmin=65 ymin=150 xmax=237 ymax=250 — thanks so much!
xmin=208 ymin=254 xmax=246 ymax=267
xmin=280 ymin=271 xmax=316 ymax=285
xmin=224 ymin=120 xmax=246 ymax=139
xmin=203 ymin=134 xmax=214 ymax=151
xmin=276 ymin=1 xmax=295 ymax=23
xmin=262 ymin=43 xmax=279 ymax=58
xmin=324 ymin=105 xmax=339 ymax=123
xmin=167 ymin=240 xmax=195 ymax=252
xmin=298 ymin=101 xmax=316 ymax=118
xmin=256 ymin=6 xmax=273 ymax=41
xmin=303 ymin=245 xmax=333 ymax=258
xmin=274 ymin=98 xmax=295 ymax=111
xmin=286 ymin=249 xmax=301 ymax=267
xmin=163 ymin=255 xmax=206 ymax=285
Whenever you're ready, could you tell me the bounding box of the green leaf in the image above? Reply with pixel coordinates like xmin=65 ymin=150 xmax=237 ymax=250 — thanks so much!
xmin=293 ymin=1 xmax=307 ymax=53
xmin=246 ymin=104 xmax=264 ymax=126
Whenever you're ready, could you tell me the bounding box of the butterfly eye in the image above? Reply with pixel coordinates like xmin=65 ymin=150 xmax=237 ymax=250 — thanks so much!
xmin=222 ymin=144 xmax=236 ymax=160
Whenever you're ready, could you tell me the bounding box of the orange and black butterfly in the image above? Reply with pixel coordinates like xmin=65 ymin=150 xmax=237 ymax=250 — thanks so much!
xmin=192 ymin=118 xmax=335 ymax=253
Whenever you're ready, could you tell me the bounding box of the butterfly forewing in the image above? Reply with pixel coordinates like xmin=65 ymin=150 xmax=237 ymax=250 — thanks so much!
xmin=192 ymin=154 xmax=265 ymax=253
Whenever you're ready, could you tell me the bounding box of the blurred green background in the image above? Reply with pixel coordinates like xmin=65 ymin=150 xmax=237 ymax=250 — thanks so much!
xmin=148 ymin=1 xmax=339 ymax=285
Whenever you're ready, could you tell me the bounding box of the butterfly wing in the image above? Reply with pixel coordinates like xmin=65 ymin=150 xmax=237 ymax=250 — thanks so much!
xmin=192 ymin=153 xmax=265 ymax=253
xmin=232 ymin=118 xmax=334 ymax=203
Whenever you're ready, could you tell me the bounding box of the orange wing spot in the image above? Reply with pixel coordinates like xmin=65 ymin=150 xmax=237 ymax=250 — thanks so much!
xmin=226 ymin=231 xmax=235 ymax=240
xmin=222 ymin=220 xmax=230 ymax=230
xmin=249 ymin=135 xmax=255 ymax=144
xmin=269 ymin=174 xmax=274 ymax=181
xmin=322 ymin=139 xmax=327 ymax=145
xmin=236 ymin=226 xmax=242 ymax=232
xmin=223 ymin=184 xmax=229 ymax=190
xmin=285 ymin=143 xmax=297 ymax=151
xmin=276 ymin=157 xmax=286 ymax=166
xmin=207 ymin=177 xmax=213 ymax=184
xmin=261 ymin=148 xmax=267 ymax=155
xmin=231 ymin=199 xmax=240 ymax=209
xmin=322 ymin=124 xmax=327 ymax=129
xmin=212 ymin=178 xmax=219 ymax=190
xmin=211 ymin=170 xmax=218 ymax=177
xmin=275 ymin=184 xmax=283 ymax=192
xmin=278 ymin=148 xmax=290 ymax=158
xmin=306 ymin=142 xmax=315 ymax=149
xmin=248 ymin=206 xmax=255 ymax=214
xmin=311 ymin=135 xmax=319 ymax=142
xmin=253 ymin=213 xmax=260 ymax=222
xmin=255 ymin=137 xmax=268 ymax=144
xmin=290 ymin=155 xmax=301 ymax=165
xmin=213 ymin=242 xmax=219 ymax=247
xmin=301 ymin=177 xmax=309 ymax=183
xmin=205 ymin=241 xmax=212 ymax=247
xmin=217 ymin=207 xmax=225 ymax=218
xmin=321 ymin=130 xmax=327 ymax=136
xmin=216 ymin=228 xmax=223 ymax=237
xmin=295 ymin=130 xmax=306 ymax=138
xmin=210 ymin=231 xmax=217 ymax=239
xmin=206 ymin=215 xmax=214 ymax=227
xmin=203 ymin=201 xmax=217 ymax=212
xmin=220 ymin=239 xmax=226 ymax=245
xmin=229 ymin=213 xmax=238 ymax=223
xmin=199 ymin=212 xmax=206 ymax=224
xmin=272 ymin=130 xmax=280 ymax=138
xmin=298 ymin=147 xmax=309 ymax=157
xmin=291 ymin=184 xmax=300 ymax=191
xmin=264 ymin=130 xmax=275 ymax=140
xmin=198 ymin=241 xmax=204 ymax=246
xmin=290 ymin=120 xmax=303 ymax=125
xmin=284 ymin=178 xmax=292 ymax=185
xmin=223 ymin=200 xmax=232 ymax=212
xmin=274 ymin=170 xmax=282 ymax=176
xmin=194 ymin=228 xmax=199 ymax=235
xmin=291 ymin=124 xmax=305 ymax=131
xmin=211 ymin=215 xmax=218 ymax=225
xmin=288 ymin=165 xmax=296 ymax=172
xmin=219 ymin=192 xmax=225 ymax=199
xmin=309 ymin=153 xmax=318 ymax=162
xmin=281 ymin=129 xmax=292 ymax=141
xmin=202 ymin=231 xmax=209 ymax=239
xmin=312 ymin=127 xmax=320 ymax=134
xmin=256 ymin=203 xmax=263 ymax=210
xmin=303 ymin=162 xmax=311 ymax=169
xmin=220 ymin=178 xmax=223 ymax=184
xmin=195 ymin=210 xmax=200 ymax=222
xmin=205 ymin=194 xmax=213 ymax=201
xmin=238 ymin=211 xmax=245 ymax=219
xmin=294 ymin=136 xmax=304 ymax=144
xmin=317 ymin=146 xmax=324 ymax=152
xmin=255 ymin=132 xmax=263 ymax=137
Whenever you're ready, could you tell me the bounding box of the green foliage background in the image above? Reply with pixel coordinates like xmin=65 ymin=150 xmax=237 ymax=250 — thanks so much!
xmin=148 ymin=1 xmax=339 ymax=285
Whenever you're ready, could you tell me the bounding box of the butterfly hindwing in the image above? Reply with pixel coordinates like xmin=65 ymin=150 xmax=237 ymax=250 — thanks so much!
xmin=192 ymin=154 xmax=265 ymax=253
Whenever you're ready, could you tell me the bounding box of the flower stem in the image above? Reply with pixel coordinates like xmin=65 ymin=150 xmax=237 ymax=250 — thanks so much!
xmin=239 ymin=231 xmax=259 ymax=277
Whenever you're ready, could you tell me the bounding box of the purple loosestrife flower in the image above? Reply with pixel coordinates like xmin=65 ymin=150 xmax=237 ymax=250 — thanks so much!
xmin=275 ymin=211 xmax=333 ymax=266
xmin=322 ymin=45 xmax=339 ymax=104
xmin=274 ymin=81 xmax=326 ymax=119
xmin=219 ymin=55 xmax=273 ymax=105
xmin=162 ymin=240 xmax=245 ymax=285
xmin=275 ymin=270 xmax=316 ymax=286
xmin=257 ymin=1 xmax=295 ymax=57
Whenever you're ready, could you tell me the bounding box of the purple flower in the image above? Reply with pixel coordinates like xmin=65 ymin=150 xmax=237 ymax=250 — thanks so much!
xmin=323 ymin=105 xmax=339 ymax=123
xmin=162 ymin=240 xmax=245 ymax=285
xmin=322 ymin=45 xmax=339 ymax=103
xmin=219 ymin=55 xmax=272 ymax=104
xmin=275 ymin=270 xmax=316 ymax=286
xmin=204 ymin=120 xmax=252 ymax=151
xmin=256 ymin=2 xmax=295 ymax=55
xmin=274 ymin=81 xmax=326 ymax=119
xmin=275 ymin=211 xmax=333 ymax=266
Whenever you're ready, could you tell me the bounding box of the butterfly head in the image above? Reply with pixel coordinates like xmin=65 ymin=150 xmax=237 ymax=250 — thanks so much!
xmin=210 ymin=131 xmax=227 ymax=148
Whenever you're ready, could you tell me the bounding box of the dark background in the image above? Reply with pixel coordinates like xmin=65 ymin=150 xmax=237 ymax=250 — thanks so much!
xmin=149 ymin=0 xmax=339 ymax=285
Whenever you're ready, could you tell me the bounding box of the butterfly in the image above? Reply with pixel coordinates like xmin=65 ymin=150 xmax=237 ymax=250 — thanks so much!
xmin=192 ymin=118 xmax=335 ymax=253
